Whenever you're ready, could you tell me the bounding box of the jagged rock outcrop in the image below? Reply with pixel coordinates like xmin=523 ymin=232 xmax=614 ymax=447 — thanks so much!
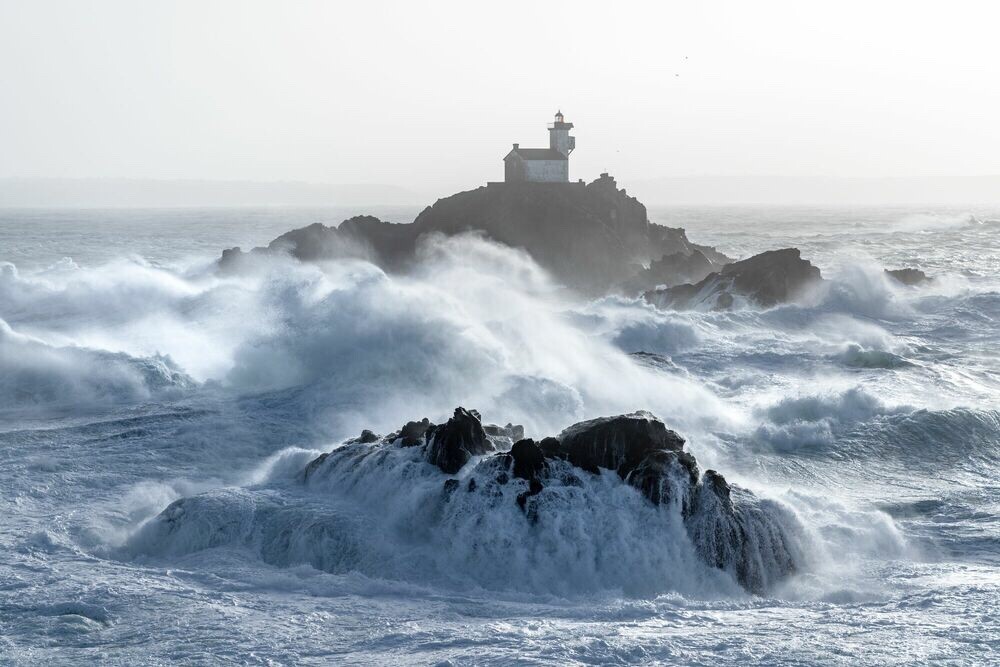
xmin=357 ymin=429 xmax=379 ymax=444
xmin=885 ymin=267 xmax=930 ymax=286
xmin=397 ymin=418 xmax=434 ymax=446
xmin=645 ymin=248 xmax=823 ymax=310
xmin=555 ymin=411 xmax=686 ymax=476
xmin=624 ymin=248 xmax=719 ymax=292
xmin=218 ymin=174 xmax=730 ymax=296
xmin=424 ymin=407 xmax=494 ymax=474
xmin=301 ymin=407 xmax=803 ymax=593
xmin=627 ymin=449 xmax=700 ymax=509
xmin=510 ymin=438 xmax=546 ymax=482
xmin=685 ymin=470 xmax=801 ymax=594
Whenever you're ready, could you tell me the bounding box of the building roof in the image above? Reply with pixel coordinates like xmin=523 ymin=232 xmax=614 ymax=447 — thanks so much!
xmin=505 ymin=147 xmax=567 ymax=161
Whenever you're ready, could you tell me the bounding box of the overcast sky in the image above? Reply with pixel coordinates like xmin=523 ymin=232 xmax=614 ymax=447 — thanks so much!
xmin=2 ymin=0 xmax=999 ymax=199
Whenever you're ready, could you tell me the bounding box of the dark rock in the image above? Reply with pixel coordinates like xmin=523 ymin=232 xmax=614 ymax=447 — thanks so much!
xmin=685 ymin=472 xmax=800 ymax=594
xmin=537 ymin=437 xmax=563 ymax=459
xmin=443 ymin=478 xmax=460 ymax=495
xmin=626 ymin=450 xmax=699 ymax=508
xmin=484 ymin=422 xmax=525 ymax=442
xmin=510 ymin=439 xmax=546 ymax=482
xmin=219 ymin=246 xmax=245 ymax=271
xmin=691 ymin=243 xmax=732 ymax=267
xmin=424 ymin=407 xmax=494 ymax=474
xmin=646 ymin=248 xmax=823 ymax=310
xmin=885 ymin=267 xmax=930 ymax=286
xmin=629 ymin=351 xmax=684 ymax=374
xmin=702 ymin=469 xmax=732 ymax=508
xmin=302 ymin=452 xmax=329 ymax=480
xmin=556 ymin=411 xmax=686 ymax=478
xmin=358 ymin=429 xmax=378 ymax=444
xmin=516 ymin=478 xmax=544 ymax=515
xmin=506 ymin=423 xmax=525 ymax=442
xmin=624 ymin=248 xmax=721 ymax=293
xmin=398 ymin=418 xmax=433 ymax=446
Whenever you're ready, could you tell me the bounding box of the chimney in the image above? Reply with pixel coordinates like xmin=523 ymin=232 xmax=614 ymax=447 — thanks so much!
xmin=513 ymin=143 xmax=519 ymax=149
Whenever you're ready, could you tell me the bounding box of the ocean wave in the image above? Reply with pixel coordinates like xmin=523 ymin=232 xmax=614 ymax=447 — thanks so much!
xmin=214 ymin=235 xmax=733 ymax=438
xmin=0 ymin=318 xmax=193 ymax=411
xmin=889 ymin=212 xmax=984 ymax=233
xmin=752 ymin=387 xmax=912 ymax=451
xmin=751 ymin=386 xmax=1000 ymax=470
xmin=830 ymin=343 xmax=913 ymax=369
xmin=854 ymin=407 xmax=1000 ymax=469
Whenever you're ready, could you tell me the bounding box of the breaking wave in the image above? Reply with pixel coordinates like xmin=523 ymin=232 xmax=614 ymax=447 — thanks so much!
xmin=0 ymin=318 xmax=192 ymax=411
xmin=830 ymin=343 xmax=912 ymax=369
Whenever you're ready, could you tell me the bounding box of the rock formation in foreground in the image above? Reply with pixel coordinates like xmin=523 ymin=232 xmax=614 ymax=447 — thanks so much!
xmin=644 ymin=248 xmax=824 ymax=310
xmin=303 ymin=407 xmax=803 ymax=594
xmin=219 ymin=174 xmax=730 ymax=295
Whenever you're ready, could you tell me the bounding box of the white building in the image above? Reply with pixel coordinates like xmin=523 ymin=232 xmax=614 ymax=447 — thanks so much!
xmin=503 ymin=111 xmax=576 ymax=183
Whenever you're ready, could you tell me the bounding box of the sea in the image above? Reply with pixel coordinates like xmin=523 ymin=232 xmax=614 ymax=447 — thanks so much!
xmin=1 ymin=203 xmax=998 ymax=665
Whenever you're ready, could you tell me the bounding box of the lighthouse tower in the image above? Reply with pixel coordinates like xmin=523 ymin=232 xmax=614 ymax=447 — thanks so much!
xmin=548 ymin=110 xmax=575 ymax=157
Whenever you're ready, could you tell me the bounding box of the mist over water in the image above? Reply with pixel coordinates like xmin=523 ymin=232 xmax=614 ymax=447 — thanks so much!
xmin=1 ymin=205 xmax=999 ymax=664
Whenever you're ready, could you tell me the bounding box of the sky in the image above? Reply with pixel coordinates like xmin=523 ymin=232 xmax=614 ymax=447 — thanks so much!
xmin=1 ymin=0 xmax=999 ymax=202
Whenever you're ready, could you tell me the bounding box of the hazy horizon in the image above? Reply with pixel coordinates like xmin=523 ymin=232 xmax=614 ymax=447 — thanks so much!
xmin=2 ymin=0 xmax=999 ymax=205
xmin=4 ymin=174 xmax=1000 ymax=208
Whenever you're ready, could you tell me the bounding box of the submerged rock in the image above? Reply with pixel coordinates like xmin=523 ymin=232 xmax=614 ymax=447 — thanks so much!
xmin=645 ymin=248 xmax=823 ymax=310
xmin=885 ymin=267 xmax=930 ymax=286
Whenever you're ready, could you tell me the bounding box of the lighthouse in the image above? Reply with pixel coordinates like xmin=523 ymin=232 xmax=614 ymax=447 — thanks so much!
xmin=503 ymin=111 xmax=576 ymax=183
xmin=548 ymin=110 xmax=576 ymax=158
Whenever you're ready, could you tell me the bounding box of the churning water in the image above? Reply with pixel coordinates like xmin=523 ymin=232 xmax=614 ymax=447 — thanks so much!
xmin=1 ymin=204 xmax=998 ymax=664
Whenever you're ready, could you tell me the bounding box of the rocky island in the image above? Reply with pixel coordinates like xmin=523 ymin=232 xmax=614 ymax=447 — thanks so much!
xmin=220 ymin=171 xmax=936 ymax=313
xmin=220 ymin=174 xmax=730 ymax=296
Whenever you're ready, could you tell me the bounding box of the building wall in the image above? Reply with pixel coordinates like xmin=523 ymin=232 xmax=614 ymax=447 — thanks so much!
xmin=505 ymin=156 xmax=568 ymax=183
xmin=549 ymin=129 xmax=574 ymax=156
xmin=505 ymin=157 xmax=526 ymax=182
xmin=523 ymin=159 xmax=568 ymax=182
